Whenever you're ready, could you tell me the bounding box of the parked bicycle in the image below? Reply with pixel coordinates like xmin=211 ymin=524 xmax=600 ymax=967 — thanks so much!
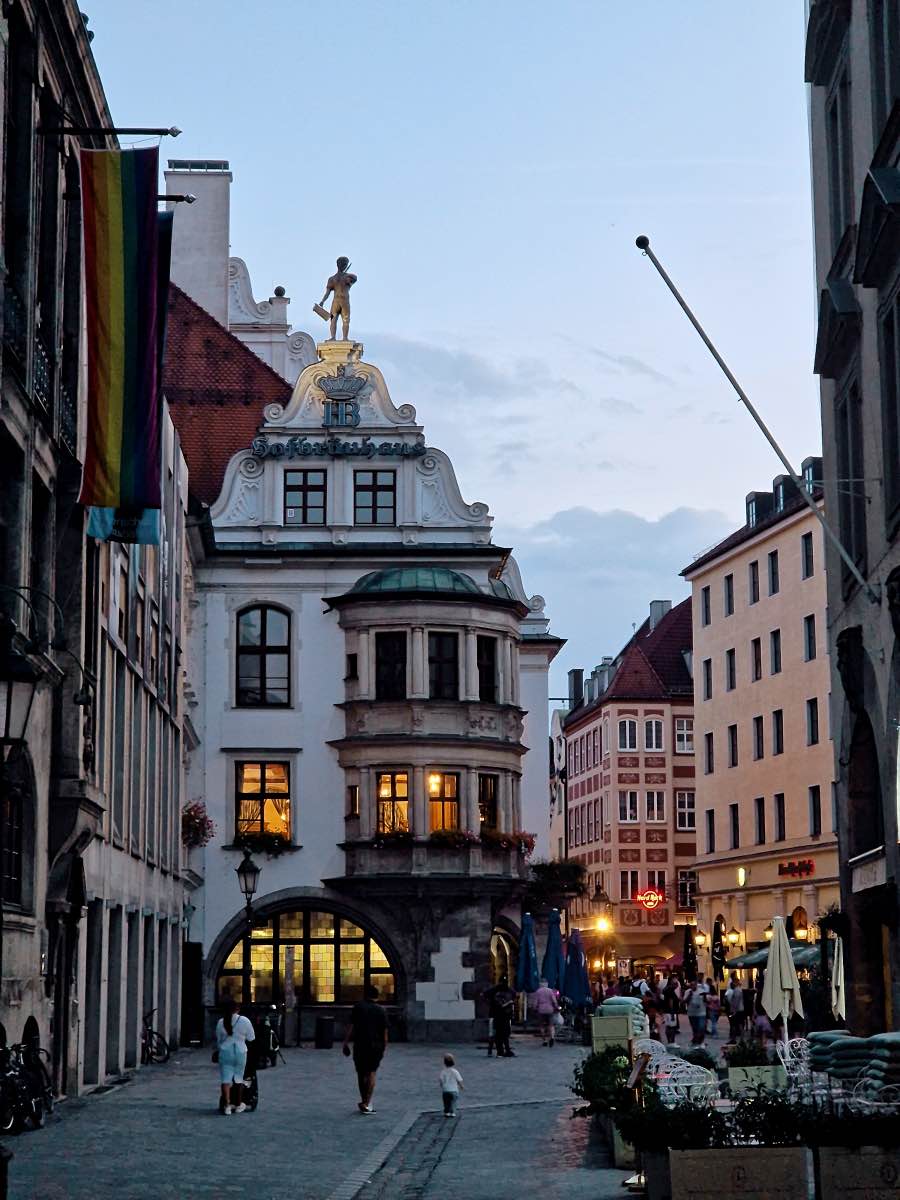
xmin=0 ymin=1041 xmax=49 ymax=1133
xmin=140 ymin=1009 xmax=170 ymax=1065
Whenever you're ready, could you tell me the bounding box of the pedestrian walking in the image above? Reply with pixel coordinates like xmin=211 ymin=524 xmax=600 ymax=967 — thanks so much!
xmin=684 ymin=980 xmax=707 ymax=1045
xmin=661 ymin=976 xmax=680 ymax=1044
xmin=484 ymin=977 xmax=516 ymax=1057
xmin=342 ymin=984 xmax=388 ymax=1114
xmin=706 ymin=985 xmax=722 ymax=1037
xmin=531 ymin=978 xmax=561 ymax=1046
xmin=439 ymin=1053 xmax=464 ymax=1116
xmin=724 ymin=973 xmax=745 ymax=1040
xmin=215 ymin=999 xmax=255 ymax=1115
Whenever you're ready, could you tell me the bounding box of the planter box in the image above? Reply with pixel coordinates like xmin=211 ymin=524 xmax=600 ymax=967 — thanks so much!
xmin=644 ymin=1149 xmax=672 ymax=1200
xmin=591 ymin=1014 xmax=632 ymax=1053
xmin=670 ymin=1147 xmax=812 ymax=1200
xmin=596 ymin=1114 xmax=637 ymax=1170
xmin=726 ymin=1065 xmax=787 ymax=1095
xmin=815 ymin=1145 xmax=900 ymax=1200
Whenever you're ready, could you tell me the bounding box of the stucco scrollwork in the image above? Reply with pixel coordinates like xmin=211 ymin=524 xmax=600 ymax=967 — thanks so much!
xmin=263 ymin=403 xmax=285 ymax=423
xmin=239 ymin=455 xmax=264 ymax=480
xmin=228 ymin=258 xmax=271 ymax=320
xmin=396 ymin=403 xmax=417 ymax=422
xmin=287 ymin=331 xmax=317 ymax=371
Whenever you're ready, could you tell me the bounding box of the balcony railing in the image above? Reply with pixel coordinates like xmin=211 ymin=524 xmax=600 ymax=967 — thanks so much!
xmin=32 ymin=332 xmax=54 ymax=416
xmin=59 ymin=380 xmax=77 ymax=457
xmin=3 ymin=283 xmax=27 ymax=370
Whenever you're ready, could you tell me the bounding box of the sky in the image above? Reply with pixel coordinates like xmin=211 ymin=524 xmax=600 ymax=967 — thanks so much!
xmin=87 ymin=1 xmax=818 ymax=700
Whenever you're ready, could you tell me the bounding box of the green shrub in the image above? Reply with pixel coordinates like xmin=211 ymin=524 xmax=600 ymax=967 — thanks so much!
xmin=723 ymin=1037 xmax=771 ymax=1067
xmin=571 ymin=1047 xmax=632 ymax=1115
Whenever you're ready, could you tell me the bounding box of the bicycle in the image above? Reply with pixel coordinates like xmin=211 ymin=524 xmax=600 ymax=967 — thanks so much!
xmin=140 ymin=1009 xmax=171 ymax=1065
xmin=13 ymin=1041 xmax=53 ymax=1115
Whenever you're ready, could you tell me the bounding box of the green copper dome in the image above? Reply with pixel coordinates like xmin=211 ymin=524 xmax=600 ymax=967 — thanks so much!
xmin=349 ymin=567 xmax=483 ymax=596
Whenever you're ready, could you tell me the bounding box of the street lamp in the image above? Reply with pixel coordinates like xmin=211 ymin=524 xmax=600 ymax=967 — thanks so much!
xmin=235 ymin=850 xmax=261 ymax=926
xmin=764 ymin=922 xmax=774 ymax=941
xmin=693 ymin=929 xmax=707 ymax=949
xmin=727 ymin=927 xmax=741 ymax=949
xmin=596 ymin=915 xmax=612 ymax=935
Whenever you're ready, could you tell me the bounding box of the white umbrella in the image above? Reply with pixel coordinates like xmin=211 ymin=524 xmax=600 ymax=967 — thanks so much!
xmin=761 ymin=915 xmax=804 ymax=1033
xmin=831 ymin=937 xmax=846 ymax=1020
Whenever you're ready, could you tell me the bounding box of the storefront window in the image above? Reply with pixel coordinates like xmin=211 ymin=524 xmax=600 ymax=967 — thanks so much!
xmin=216 ymin=907 xmax=396 ymax=1007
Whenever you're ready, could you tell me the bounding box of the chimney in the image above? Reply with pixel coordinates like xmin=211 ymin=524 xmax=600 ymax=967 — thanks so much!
xmin=568 ymin=668 xmax=584 ymax=710
xmin=649 ymin=600 xmax=672 ymax=631
xmin=165 ymin=159 xmax=233 ymax=325
xmin=597 ymin=655 xmax=614 ymax=692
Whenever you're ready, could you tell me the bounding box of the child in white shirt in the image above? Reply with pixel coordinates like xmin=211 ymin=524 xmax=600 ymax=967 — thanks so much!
xmin=439 ymin=1053 xmax=464 ymax=1117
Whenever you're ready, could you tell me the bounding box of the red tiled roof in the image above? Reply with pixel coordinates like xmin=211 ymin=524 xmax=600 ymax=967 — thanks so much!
xmin=163 ymin=284 xmax=291 ymax=506
xmin=563 ymin=597 xmax=693 ymax=729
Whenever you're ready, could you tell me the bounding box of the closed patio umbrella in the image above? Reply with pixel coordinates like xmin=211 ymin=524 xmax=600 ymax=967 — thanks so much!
xmin=516 ymin=911 xmax=540 ymax=995
xmin=831 ymin=937 xmax=846 ymax=1021
xmin=761 ymin=915 xmax=804 ymax=1032
xmin=682 ymin=922 xmax=698 ymax=982
xmin=541 ymin=909 xmax=565 ymax=991
xmin=562 ymin=928 xmax=592 ymax=1007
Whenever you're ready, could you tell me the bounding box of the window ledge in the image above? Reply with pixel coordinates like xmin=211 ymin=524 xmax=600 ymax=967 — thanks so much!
xmin=221 ymin=842 xmax=302 ymax=853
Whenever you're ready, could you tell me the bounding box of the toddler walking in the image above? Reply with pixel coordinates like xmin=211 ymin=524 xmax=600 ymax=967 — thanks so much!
xmin=439 ymin=1053 xmax=464 ymax=1117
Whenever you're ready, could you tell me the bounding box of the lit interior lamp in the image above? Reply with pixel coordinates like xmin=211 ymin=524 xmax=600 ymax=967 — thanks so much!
xmin=693 ymin=929 xmax=707 ymax=948
xmin=592 ymin=958 xmax=602 ymax=971
xmin=596 ymin=915 xmax=611 ymax=934
xmin=428 ymin=773 xmax=442 ymax=796
xmin=378 ymin=776 xmax=391 ymax=799
xmin=727 ymin=927 xmax=741 ymax=947
xmin=737 ymin=866 xmax=747 ymax=887
xmin=606 ymin=956 xmax=617 ymax=971
xmin=764 ymin=923 xmax=774 ymax=941
xmin=795 ymin=925 xmax=809 ymax=941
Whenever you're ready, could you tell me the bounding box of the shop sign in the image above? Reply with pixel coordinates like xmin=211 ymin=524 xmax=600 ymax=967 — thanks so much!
xmin=778 ymin=859 xmax=815 ymax=878
xmin=249 ymin=434 xmax=426 ymax=461
xmin=635 ymin=888 xmax=664 ymax=911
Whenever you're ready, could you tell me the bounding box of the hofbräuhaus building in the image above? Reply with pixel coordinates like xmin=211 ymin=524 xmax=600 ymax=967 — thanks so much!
xmin=169 ymin=296 xmax=561 ymax=1041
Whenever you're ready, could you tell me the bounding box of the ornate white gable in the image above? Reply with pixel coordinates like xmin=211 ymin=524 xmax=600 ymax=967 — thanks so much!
xmin=227 ymin=257 xmax=316 ymax=383
xmin=209 ymin=342 xmax=493 ymax=547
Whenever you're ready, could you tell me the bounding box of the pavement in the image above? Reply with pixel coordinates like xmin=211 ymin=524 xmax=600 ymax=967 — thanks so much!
xmin=3 ymin=1033 xmax=629 ymax=1200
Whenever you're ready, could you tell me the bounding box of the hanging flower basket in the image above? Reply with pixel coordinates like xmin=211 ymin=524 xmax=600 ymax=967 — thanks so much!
xmin=181 ymin=801 xmax=215 ymax=848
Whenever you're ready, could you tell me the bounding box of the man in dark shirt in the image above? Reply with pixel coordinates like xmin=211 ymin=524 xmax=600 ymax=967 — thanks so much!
xmin=342 ymin=984 xmax=388 ymax=1113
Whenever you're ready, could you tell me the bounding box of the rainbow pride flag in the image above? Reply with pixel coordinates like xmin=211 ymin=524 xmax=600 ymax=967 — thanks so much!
xmin=79 ymin=146 xmax=162 ymax=509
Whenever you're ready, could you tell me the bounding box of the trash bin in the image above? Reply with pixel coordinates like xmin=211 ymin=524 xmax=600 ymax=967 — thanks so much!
xmin=314 ymin=1015 xmax=335 ymax=1049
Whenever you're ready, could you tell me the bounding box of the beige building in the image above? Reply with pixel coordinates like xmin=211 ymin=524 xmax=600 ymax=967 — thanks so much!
xmin=561 ymin=600 xmax=697 ymax=969
xmin=682 ymin=460 xmax=839 ymax=967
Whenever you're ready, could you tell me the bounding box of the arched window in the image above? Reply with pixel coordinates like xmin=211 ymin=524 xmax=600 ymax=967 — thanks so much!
xmin=236 ymin=606 xmax=290 ymax=707
xmin=216 ymin=908 xmax=396 ymax=1007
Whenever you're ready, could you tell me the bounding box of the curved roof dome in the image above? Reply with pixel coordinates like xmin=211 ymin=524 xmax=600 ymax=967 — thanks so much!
xmin=350 ymin=567 xmax=483 ymax=596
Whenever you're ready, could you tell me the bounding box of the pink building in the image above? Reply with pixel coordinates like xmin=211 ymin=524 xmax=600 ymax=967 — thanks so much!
xmin=561 ymin=600 xmax=697 ymax=969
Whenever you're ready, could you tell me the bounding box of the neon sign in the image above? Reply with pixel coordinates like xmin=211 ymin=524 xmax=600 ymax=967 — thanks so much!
xmin=635 ymin=889 xmax=664 ymax=911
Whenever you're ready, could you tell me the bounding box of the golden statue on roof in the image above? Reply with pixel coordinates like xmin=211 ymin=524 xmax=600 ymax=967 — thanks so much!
xmin=313 ymin=256 xmax=357 ymax=342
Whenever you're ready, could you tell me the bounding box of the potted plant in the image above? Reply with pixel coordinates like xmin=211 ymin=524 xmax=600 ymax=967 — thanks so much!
xmin=371 ymin=829 xmax=414 ymax=849
xmin=571 ymin=1047 xmax=637 ymax=1168
xmin=428 ymin=829 xmax=479 ymax=850
xmin=799 ymin=1101 xmax=900 ymax=1200
xmin=181 ymin=801 xmax=215 ymax=848
xmin=723 ymin=1036 xmax=786 ymax=1095
xmin=236 ymin=830 xmax=290 ymax=858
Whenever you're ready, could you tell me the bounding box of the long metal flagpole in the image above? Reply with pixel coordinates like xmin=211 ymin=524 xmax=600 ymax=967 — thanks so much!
xmin=634 ymin=235 xmax=880 ymax=605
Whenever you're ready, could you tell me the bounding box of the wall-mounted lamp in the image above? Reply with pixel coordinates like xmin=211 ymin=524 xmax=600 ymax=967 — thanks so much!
xmin=693 ymin=929 xmax=707 ymax=948
xmin=764 ymin=922 xmax=774 ymax=941
xmin=726 ymin=926 xmax=741 ymax=948
xmin=737 ymin=866 xmax=747 ymax=887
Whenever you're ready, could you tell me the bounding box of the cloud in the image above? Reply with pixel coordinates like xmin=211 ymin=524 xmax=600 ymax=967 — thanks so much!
xmin=497 ymin=504 xmax=734 ymax=697
xmin=584 ymin=346 xmax=676 ymax=386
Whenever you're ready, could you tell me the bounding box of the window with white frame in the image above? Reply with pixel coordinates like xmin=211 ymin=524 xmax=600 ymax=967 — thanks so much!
xmin=618 ymin=790 xmax=638 ymax=822
xmin=646 ymin=791 xmax=665 ymax=822
xmin=644 ymin=718 xmax=663 ymax=751
xmin=586 ymin=802 xmax=593 ymax=842
xmin=677 ymin=870 xmax=697 ymax=911
xmin=675 ymin=717 xmax=694 ymax=754
xmin=620 ymin=869 xmax=639 ymax=901
xmin=618 ymin=719 xmax=637 ymax=751
xmin=592 ymin=728 xmax=599 ymax=764
xmin=676 ymin=790 xmax=696 ymax=831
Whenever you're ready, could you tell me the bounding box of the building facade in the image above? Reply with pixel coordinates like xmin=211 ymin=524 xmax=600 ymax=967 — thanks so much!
xmin=682 ymin=464 xmax=839 ymax=970
xmin=560 ymin=600 xmax=697 ymax=969
xmin=806 ymin=1 xmax=900 ymax=1032
xmin=166 ymin=299 xmax=561 ymax=1041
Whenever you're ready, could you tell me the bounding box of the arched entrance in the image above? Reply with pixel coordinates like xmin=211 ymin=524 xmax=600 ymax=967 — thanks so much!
xmin=214 ymin=904 xmax=398 ymax=1009
xmin=490 ymin=928 xmax=514 ymax=986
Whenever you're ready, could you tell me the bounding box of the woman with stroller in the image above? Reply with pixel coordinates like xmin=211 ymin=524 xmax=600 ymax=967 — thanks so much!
xmin=216 ymin=998 xmax=255 ymax=1114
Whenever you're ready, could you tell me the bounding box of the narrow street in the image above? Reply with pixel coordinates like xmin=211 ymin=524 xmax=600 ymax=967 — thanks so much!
xmin=5 ymin=1036 xmax=624 ymax=1200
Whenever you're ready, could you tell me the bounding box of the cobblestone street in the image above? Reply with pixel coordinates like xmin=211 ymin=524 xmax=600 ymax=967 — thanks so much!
xmin=4 ymin=1035 xmax=625 ymax=1200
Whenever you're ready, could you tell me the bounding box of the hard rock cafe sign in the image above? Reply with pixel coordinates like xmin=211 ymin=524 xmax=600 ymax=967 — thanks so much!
xmin=635 ymin=888 xmax=664 ymax=911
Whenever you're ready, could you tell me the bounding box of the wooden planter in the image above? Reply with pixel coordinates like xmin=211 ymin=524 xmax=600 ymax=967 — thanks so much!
xmin=670 ymin=1147 xmax=812 ymax=1200
xmin=726 ymin=1065 xmax=787 ymax=1095
xmin=815 ymin=1145 xmax=900 ymax=1200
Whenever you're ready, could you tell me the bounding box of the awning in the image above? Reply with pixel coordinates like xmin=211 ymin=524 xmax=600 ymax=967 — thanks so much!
xmin=725 ymin=939 xmax=832 ymax=971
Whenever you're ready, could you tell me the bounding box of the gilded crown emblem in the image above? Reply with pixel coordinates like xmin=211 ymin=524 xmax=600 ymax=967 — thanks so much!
xmin=317 ymin=364 xmax=366 ymax=401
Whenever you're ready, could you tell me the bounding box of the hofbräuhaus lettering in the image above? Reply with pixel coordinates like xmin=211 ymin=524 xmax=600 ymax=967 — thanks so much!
xmin=249 ymin=435 xmax=426 ymax=461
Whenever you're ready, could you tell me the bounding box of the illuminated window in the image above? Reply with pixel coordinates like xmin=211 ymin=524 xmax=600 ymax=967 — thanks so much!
xmin=428 ymin=771 xmax=459 ymax=831
xmin=376 ymin=772 xmax=409 ymax=833
xmin=216 ymin=908 xmax=395 ymax=1006
xmin=478 ymin=773 xmax=498 ymax=829
xmin=235 ymin=761 xmax=292 ymax=840
xmin=236 ymin=606 xmax=290 ymax=707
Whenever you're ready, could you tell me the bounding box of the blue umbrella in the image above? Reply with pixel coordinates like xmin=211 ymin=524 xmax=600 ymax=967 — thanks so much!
xmin=562 ymin=927 xmax=592 ymax=1006
xmin=516 ymin=912 xmax=540 ymax=994
xmin=541 ymin=909 xmax=566 ymax=990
